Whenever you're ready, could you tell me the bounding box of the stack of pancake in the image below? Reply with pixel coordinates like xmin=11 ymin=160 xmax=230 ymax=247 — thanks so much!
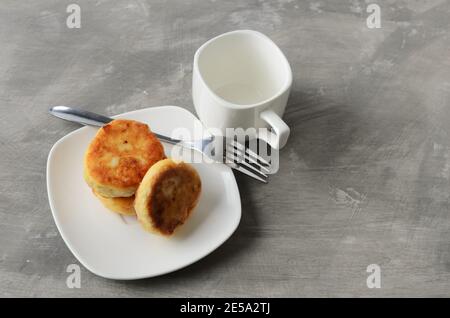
xmin=83 ymin=119 xmax=201 ymax=236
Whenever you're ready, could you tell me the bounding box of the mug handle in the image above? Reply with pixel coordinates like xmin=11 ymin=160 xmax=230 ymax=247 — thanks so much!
xmin=259 ymin=110 xmax=290 ymax=149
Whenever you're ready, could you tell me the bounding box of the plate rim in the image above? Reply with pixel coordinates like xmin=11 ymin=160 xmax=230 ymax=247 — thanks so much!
xmin=46 ymin=105 xmax=241 ymax=280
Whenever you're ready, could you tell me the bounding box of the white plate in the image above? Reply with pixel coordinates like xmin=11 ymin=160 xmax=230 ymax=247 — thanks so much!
xmin=46 ymin=106 xmax=241 ymax=280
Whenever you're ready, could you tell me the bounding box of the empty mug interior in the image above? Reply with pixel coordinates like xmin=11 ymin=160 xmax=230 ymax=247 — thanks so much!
xmin=197 ymin=31 xmax=290 ymax=106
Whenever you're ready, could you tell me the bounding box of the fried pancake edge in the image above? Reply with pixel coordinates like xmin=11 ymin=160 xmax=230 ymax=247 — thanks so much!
xmin=93 ymin=190 xmax=136 ymax=216
xmin=83 ymin=119 xmax=165 ymax=198
xmin=134 ymin=159 xmax=202 ymax=236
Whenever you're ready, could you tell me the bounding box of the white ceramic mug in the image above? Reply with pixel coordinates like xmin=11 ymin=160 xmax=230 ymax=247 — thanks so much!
xmin=192 ymin=30 xmax=292 ymax=149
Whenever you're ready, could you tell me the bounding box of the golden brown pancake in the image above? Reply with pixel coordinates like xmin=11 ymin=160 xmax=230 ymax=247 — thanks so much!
xmin=134 ymin=159 xmax=201 ymax=236
xmin=93 ymin=190 xmax=136 ymax=216
xmin=84 ymin=119 xmax=165 ymax=198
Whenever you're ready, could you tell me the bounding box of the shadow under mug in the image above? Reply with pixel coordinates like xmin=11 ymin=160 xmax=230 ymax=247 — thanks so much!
xmin=192 ymin=30 xmax=292 ymax=149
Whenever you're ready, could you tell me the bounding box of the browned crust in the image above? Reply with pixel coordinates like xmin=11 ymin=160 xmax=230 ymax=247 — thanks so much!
xmin=134 ymin=159 xmax=201 ymax=236
xmin=84 ymin=119 xmax=165 ymax=197
xmin=93 ymin=190 xmax=136 ymax=216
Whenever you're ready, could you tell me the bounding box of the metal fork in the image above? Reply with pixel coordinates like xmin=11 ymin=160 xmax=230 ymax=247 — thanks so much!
xmin=49 ymin=106 xmax=270 ymax=183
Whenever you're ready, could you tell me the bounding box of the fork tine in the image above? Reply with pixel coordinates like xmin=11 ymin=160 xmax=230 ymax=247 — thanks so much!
xmin=227 ymin=161 xmax=268 ymax=183
xmin=227 ymin=143 xmax=271 ymax=174
xmin=230 ymin=140 xmax=271 ymax=167
xmin=225 ymin=152 xmax=269 ymax=181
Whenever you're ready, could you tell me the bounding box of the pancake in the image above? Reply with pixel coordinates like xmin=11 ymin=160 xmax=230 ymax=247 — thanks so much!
xmin=93 ymin=190 xmax=136 ymax=216
xmin=84 ymin=119 xmax=165 ymax=197
xmin=134 ymin=159 xmax=201 ymax=236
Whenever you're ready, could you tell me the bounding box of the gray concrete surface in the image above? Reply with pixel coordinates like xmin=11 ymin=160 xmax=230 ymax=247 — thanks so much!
xmin=1 ymin=0 xmax=450 ymax=297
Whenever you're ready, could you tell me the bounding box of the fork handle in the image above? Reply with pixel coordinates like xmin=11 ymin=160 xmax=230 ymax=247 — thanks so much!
xmin=49 ymin=106 xmax=112 ymax=127
xmin=48 ymin=106 xmax=184 ymax=146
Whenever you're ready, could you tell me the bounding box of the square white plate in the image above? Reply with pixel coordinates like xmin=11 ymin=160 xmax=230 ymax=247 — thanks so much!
xmin=46 ymin=106 xmax=241 ymax=280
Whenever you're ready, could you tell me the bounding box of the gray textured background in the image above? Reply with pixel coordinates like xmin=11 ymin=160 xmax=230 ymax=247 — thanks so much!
xmin=1 ymin=0 xmax=450 ymax=297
